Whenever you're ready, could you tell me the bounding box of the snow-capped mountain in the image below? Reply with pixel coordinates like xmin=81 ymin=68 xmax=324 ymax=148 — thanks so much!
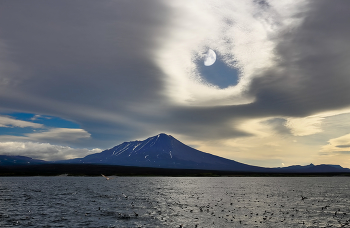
xmin=68 ymin=133 xmax=266 ymax=171
xmin=2 ymin=134 xmax=349 ymax=173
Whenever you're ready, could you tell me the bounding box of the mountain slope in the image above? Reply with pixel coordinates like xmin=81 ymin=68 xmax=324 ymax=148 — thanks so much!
xmin=2 ymin=133 xmax=349 ymax=173
xmin=68 ymin=133 xmax=266 ymax=172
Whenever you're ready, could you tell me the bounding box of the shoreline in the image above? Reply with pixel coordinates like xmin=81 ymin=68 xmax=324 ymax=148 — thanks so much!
xmin=1 ymin=163 xmax=350 ymax=177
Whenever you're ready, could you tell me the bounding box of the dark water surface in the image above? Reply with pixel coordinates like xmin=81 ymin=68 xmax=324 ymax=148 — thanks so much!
xmin=1 ymin=176 xmax=350 ymax=227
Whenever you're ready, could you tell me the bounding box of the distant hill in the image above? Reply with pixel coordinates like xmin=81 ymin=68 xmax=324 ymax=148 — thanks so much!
xmin=0 ymin=155 xmax=47 ymax=166
xmin=278 ymin=163 xmax=350 ymax=173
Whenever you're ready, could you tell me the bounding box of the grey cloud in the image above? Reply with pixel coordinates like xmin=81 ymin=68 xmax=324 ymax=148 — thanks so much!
xmin=336 ymin=145 xmax=350 ymax=149
xmin=263 ymin=118 xmax=291 ymax=135
xmin=0 ymin=0 xmax=172 ymax=147
xmin=153 ymin=0 xmax=350 ymax=141
xmin=0 ymin=0 xmax=169 ymax=112
xmin=1 ymin=0 xmax=267 ymax=146
xmin=249 ymin=0 xmax=350 ymax=117
xmin=322 ymin=151 xmax=350 ymax=155
xmin=1 ymin=0 xmax=350 ymax=152
xmin=337 ymin=151 xmax=350 ymax=154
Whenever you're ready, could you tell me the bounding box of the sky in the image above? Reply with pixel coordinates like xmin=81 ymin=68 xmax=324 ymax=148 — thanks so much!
xmin=0 ymin=0 xmax=350 ymax=168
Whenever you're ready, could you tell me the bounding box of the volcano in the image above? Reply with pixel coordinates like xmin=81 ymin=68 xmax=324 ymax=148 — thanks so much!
xmin=68 ymin=133 xmax=266 ymax=172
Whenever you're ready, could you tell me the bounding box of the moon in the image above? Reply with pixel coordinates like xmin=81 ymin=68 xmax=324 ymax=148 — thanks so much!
xmin=204 ymin=49 xmax=216 ymax=66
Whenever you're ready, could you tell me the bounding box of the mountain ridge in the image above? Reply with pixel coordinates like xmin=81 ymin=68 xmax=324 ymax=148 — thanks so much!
xmin=0 ymin=133 xmax=349 ymax=173
xmin=65 ymin=133 xmax=267 ymax=172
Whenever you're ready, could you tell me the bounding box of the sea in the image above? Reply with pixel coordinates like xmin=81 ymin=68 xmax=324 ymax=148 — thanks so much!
xmin=0 ymin=176 xmax=350 ymax=227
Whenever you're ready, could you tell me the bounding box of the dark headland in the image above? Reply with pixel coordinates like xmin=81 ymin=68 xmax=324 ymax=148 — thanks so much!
xmin=1 ymin=163 xmax=350 ymax=177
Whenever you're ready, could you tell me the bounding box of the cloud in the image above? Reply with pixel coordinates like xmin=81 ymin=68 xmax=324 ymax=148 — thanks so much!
xmin=285 ymin=116 xmax=324 ymax=136
xmin=25 ymin=128 xmax=91 ymax=141
xmin=0 ymin=1 xmax=168 ymax=113
xmin=321 ymin=133 xmax=350 ymax=154
xmin=335 ymin=151 xmax=350 ymax=154
xmin=0 ymin=128 xmax=91 ymax=144
xmin=285 ymin=108 xmax=350 ymax=136
xmin=317 ymin=132 xmax=350 ymax=167
xmin=157 ymin=0 xmax=304 ymax=106
xmin=248 ymin=0 xmax=350 ymax=117
xmin=0 ymin=115 xmax=43 ymax=128
xmin=30 ymin=114 xmax=49 ymax=121
xmin=0 ymin=141 xmax=101 ymax=161
xmin=237 ymin=118 xmax=276 ymax=138
xmin=336 ymin=145 xmax=350 ymax=148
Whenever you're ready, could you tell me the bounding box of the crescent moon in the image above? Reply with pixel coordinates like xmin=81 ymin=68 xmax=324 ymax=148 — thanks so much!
xmin=204 ymin=49 xmax=216 ymax=66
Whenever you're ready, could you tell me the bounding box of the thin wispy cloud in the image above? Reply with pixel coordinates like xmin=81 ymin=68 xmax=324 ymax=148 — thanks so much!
xmin=0 ymin=115 xmax=43 ymax=128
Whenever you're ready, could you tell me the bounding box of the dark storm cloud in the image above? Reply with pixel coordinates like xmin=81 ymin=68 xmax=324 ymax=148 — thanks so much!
xmin=0 ymin=0 xmax=168 ymax=112
xmin=249 ymin=0 xmax=350 ymax=116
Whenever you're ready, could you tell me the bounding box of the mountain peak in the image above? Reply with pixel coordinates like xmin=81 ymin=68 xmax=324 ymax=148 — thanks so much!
xmin=56 ymin=133 xmax=350 ymax=173
xmin=153 ymin=133 xmax=172 ymax=138
xmin=77 ymin=133 xmax=260 ymax=171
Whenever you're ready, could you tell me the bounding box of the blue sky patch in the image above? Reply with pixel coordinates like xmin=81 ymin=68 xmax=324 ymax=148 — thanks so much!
xmin=196 ymin=53 xmax=240 ymax=89
xmin=0 ymin=126 xmax=37 ymax=136
xmin=3 ymin=113 xmax=80 ymax=129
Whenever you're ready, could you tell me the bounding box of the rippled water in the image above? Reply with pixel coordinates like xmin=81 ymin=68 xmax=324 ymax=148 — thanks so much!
xmin=1 ymin=176 xmax=350 ymax=227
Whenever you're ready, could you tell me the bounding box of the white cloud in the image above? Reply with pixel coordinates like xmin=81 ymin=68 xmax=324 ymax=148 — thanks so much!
xmin=0 ymin=115 xmax=43 ymax=128
xmin=30 ymin=114 xmax=41 ymax=121
xmin=0 ymin=141 xmax=101 ymax=161
xmin=285 ymin=116 xmax=324 ymax=136
xmin=0 ymin=128 xmax=91 ymax=144
xmin=321 ymin=133 xmax=350 ymax=154
xmin=156 ymin=0 xmax=304 ymax=106
xmin=285 ymin=108 xmax=350 ymax=136
xmin=25 ymin=128 xmax=90 ymax=141
xmin=237 ymin=117 xmax=275 ymax=138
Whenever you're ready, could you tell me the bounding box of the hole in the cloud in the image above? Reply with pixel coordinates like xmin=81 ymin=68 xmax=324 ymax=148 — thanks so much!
xmin=196 ymin=53 xmax=240 ymax=89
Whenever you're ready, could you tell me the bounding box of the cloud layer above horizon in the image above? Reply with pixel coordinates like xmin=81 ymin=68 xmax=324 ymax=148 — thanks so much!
xmin=1 ymin=0 xmax=350 ymax=167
